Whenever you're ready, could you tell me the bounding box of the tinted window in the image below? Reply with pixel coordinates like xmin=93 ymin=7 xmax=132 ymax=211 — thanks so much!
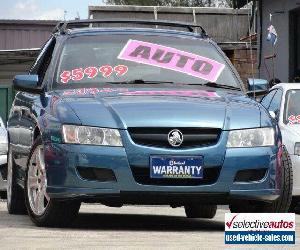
xmin=269 ymin=89 xmax=283 ymax=113
xmin=54 ymin=34 xmax=240 ymax=90
xmin=261 ymin=90 xmax=276 ymax=109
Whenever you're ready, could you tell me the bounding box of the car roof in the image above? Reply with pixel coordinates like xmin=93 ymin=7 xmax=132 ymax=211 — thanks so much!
xmin=62 ymin=27 xmax=206 ymax=39
xmin=271 ymin=83 xmax=300 ymax=91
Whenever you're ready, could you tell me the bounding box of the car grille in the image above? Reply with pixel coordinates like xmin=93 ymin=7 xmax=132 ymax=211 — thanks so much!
xmin=131 ymin=166 xmax=221 ymax=186
xmin=128 ymin=127 xmax=221 ymax=148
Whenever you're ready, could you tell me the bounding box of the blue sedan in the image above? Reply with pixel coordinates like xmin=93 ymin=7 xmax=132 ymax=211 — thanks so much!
xmin=6 ymin=19 xmax=292 ymax=227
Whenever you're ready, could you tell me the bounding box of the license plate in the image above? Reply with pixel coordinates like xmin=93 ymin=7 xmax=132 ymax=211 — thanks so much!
xmin=150 ymin=156 xmax=203 ymax=179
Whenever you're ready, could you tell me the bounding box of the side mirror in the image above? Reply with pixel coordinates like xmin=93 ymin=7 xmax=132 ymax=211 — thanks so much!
xmin=248 ymin=78 xmax=269 ymax=91
xmin=13 ymin=75 xmax=42 ymax=94
xmin=269 ymin=110 xmax=279 ymax=121
xmin=269 ymin=111 xmax=276 ymax=120
xmin=246 ymin=78 xmax=269 ymax=99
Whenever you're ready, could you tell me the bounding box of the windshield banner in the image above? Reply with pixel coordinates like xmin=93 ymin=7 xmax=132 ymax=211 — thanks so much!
xmin=118 ymin=39 xmax=225 ymax=82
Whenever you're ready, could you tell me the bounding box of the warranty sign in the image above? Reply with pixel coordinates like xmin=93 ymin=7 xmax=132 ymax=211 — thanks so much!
xmin=118 ymin=39 xmax=225 ymax=82
xmin=150 ymin=156 xmax=203 ymax=179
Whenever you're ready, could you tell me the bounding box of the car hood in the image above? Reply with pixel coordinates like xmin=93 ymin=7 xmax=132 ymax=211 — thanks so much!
xmin=54 ymin=88 xmax=265 ymax=130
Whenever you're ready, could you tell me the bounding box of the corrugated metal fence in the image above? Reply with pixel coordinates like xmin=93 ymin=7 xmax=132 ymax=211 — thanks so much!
xmin=89 ymin=6 xmax=250 ymax=43
xmin=0 ymin=20 xmax=57 ymax=50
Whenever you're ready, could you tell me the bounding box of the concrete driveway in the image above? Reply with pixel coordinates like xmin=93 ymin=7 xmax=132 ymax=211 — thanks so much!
xmin=0 ymin=201 xmax=299 ymax=249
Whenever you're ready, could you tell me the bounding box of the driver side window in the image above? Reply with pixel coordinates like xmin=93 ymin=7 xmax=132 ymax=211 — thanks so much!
xmin=268 ymin=89 xmax=283 ymax=114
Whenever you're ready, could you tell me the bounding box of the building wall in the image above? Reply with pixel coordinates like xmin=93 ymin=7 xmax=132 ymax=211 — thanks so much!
xmin=89 ymin=5 xmax=250 ymax=43
xmin=0 ymin=20 xmax=57 ymax=50
xmin=259 ymin=0 xmax=299 ymax=82
xmin=0 ymin=20 xmax=56 ymax=86
xmin=233 ymin=48 xmax=257 ymax=86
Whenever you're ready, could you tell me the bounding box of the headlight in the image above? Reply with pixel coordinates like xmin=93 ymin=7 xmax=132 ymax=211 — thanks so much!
xmin=62 ymin=125 xmax=123 ymax=146
xmin=295 ymin=143 xmax=300 ymax=156
xmin=227 ymin=127 xmax=275 ymax=148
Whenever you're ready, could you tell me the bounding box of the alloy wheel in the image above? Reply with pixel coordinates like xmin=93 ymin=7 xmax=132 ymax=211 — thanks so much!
xmin=27 ymin=145 xmax=50 ymax=216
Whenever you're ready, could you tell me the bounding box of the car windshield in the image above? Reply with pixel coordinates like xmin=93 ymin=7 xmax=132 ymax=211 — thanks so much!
xmin=54 ymin=34 xmax=240 ymax=90
xmin=285 ymin=89 xmax=300 ymax=125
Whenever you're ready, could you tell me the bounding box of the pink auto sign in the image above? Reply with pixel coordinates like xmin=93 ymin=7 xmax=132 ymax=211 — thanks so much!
xmin=118 ymin=39 xmax=225 ymax=82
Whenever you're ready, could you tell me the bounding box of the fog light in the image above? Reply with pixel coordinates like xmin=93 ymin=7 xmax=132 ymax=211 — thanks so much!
xmin=234 ymin=169 xmax=267 ymax=182
xmin=76 ymin=167 xmax=116 ymax=182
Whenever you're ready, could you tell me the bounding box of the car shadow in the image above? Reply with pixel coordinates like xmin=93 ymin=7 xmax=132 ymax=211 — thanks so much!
xmin=71 ymin=212 xmax=225 ymax=232
xmin=0 ymin=201 xmax=225 ymax=231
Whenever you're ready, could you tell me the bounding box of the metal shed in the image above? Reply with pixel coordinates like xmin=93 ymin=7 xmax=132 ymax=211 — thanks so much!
xmin=0 ymin=20 xmax=57 ymax=50
xmin=89 ymin=5 xmax=250 ymax=43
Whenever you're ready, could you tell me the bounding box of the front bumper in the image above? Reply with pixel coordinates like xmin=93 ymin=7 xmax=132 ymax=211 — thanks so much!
xmin=45 ymin=139 xmax=280 ymax=204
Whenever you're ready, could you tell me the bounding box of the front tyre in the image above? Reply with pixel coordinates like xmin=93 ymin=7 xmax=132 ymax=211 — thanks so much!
xmin=230 ymin=145 xmax=293 ymax=213
xmin=7 ymin=148 xmax=26 ymax=214
xmin=25 ymin=136 xmax=80 ymax=227
xmin=184 ymin=205 xmax=217 ymax=219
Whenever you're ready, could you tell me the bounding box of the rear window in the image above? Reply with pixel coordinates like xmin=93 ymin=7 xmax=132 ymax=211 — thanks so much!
xmin=54 ymin=34 xmax=240 ymax=89
xmin=284 ymin=89 xmax=300 ymax=124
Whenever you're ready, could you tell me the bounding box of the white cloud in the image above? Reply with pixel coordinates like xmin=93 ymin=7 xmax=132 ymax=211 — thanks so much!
xmin=15 ymin=0 xmax=38 ymax=12
xmin=3 ymin=0 xmax=64 ymax=20
xmin=37 ymin=8 xmax=65 ymax=20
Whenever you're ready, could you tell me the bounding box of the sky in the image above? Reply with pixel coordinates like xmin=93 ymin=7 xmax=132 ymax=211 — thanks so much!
xmin=0 ymin=0 xmax=105 ymax=20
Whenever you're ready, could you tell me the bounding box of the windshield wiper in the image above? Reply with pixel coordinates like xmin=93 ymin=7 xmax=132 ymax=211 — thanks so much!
xmin=105 ymin=79 xmax=174 ymax=84
xmin=106 ymin=79 xmax=240 ymax=90
xmin=174 ymin=81 xmax=240 ymax=90
xmin=200 ymin=82 xmax=241 ymax=90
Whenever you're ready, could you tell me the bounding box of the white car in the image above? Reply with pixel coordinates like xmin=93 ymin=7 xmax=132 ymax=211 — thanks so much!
xmin=261 ymin=83 xmax=300 ymax=211
xmin=0 ymin=117 xmax=8 ymax=198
